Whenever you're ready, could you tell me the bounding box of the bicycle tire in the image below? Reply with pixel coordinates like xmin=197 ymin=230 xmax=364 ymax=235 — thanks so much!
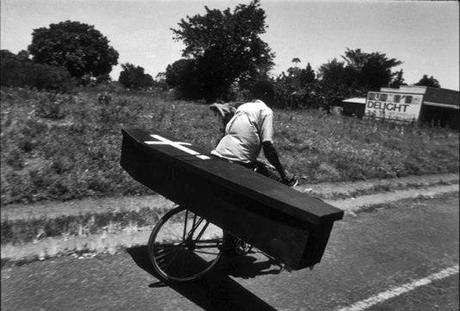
xmin=147 ymin=206 xmax=223 ymax=282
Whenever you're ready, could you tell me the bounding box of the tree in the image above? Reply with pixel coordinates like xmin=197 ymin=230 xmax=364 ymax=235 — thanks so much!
xmin=292 ymin=57 xmax=301 ymax=66
xmin=318 ymin=49 xmax=403 ymax=106
xmin=118 ymin=63 xmax=154 ymax=90
xmin=341 ymin=48 xmax=402 ymax=91
xmin=317 ymin=58 xmax=359 ymax=107
xmin=300 ymin=63 xmax=316 ymax=87
xmin=16 ymin=50 xmax=30 ymax=61
xmin=318 ymin=58 xmax=357 ymax=93
xmin=165 ymin=58 xmax=201 ymax=98
xmin=389 ymin=69 xmax=406 ymax=88
xmin=415 ymin=74 xmax=440 ymax=88
xmin=272 ymin=61 xmax=319 ymax=109
xmin=171 ymin=0 xmax=274 ymax=101
xmin=28 ymin=20 xmax=119 ymax=80
xmin=1 ymin=49 xmax=74 ymax=91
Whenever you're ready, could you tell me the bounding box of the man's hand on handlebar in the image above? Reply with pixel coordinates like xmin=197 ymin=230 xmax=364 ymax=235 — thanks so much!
xmin=282 ymin=172 xmax=298 ymax=187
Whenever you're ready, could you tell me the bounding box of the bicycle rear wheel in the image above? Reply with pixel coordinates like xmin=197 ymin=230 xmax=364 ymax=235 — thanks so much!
xmin=148 ymin=206 xmax=223 ymax=282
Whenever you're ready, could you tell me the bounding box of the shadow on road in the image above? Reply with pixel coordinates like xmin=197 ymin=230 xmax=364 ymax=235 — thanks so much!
xmin=127 ymin=246 xmax=280 ymax=311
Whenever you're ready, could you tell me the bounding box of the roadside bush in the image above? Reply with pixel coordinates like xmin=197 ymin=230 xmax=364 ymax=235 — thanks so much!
xmin=273 ymin=83 xmax=326 ymax=110
xmin=272 ymin=64 xmax=326 ymax=110
xmin=0 ymin=87 xmax=458 ymax=205
xmin=96 ymin=98 xmax=143 ymax=132
xmin=118 ymin=63 xmax=154 ymax=90
xmin=97 ymin=92 xmax=112 ymax=105
xmin=15 ymin=119 xmax=48 ymax=153
xmin=1 ymin=50 xmax=75 ymax=92
xmin=35 ymin=93 xmax=75 ymax=120
xmin=5 ymin=148 xmax=25 ymax=170
xmin=2 ymin=171 xmax=33 ymax=203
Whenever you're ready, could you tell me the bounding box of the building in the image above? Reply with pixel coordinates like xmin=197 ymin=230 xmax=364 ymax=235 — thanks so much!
xmin=341 ymin=86 xmax=459 ymax=129
xmin=341 ymin=97 xmax=366 ymax=117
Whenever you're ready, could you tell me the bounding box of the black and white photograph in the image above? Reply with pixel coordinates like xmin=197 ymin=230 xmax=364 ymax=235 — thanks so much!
xmin=1 ymin=0 xmax=459 ymax=310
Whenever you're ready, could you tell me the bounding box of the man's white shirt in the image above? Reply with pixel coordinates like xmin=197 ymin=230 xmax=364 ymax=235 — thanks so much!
xmin=211 ymin=100 xmax=273 ymax=163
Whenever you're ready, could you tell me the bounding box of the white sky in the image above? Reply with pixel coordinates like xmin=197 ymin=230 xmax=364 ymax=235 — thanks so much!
xmin=1 ymin=0 xmax=459 ymax=90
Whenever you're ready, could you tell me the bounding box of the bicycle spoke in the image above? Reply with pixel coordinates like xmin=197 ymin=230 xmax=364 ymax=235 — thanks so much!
xmin=154 ymin=250 xmax=168 ymax=259
xmin=183 ymin=209 xmax=188 ymax=240
xmin=154 ymin=251 xmax=169 ymax=264
xmin=161 ymin=245 xmax=183 ymax=271
xmin=194 ymin=221 xmax=210 ymax=241
xmin=194 ymin=250 xmax=221 ymax=255
xmin=191 ymin=213 xmax=197 ymax=233
xmin=155 ymin=241 xmax=184 ymax=247
xmin=193 ymin=240 xmax=223 ymax=249
xmin=185 ymin=217 xmax=204 ymax=241
xmin=194 ymin=239 xmax=223 ymax=244
xmin=149 ymin=207 xmax=224 ymax=282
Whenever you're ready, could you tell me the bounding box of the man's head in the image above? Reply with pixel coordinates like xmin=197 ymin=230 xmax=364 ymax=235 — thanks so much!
xmin=250 ymin=80 xmax=275 ymax=105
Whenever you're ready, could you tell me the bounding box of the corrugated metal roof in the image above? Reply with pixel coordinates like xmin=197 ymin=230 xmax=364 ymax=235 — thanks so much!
xmin=381 ymin=86 xmax=427 ymax=94
xmin=342 ymin=97 xmax=366 ymax=104
xmin=423 ymin=87 xmax=459 ymax=107
xmin=380 ymin=86 xmax=459 ymax=106
xmin=424 ymin=101 xmax=460 ymax=110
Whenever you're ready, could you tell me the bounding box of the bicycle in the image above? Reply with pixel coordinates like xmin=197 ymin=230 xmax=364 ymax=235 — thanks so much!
xmin=147 ymin=103 xmax=299 ymax=282
xmin=147 ymin=205 xmax=225 ymax=282
xmin=148 ymin=203 xmax=291 ymax=282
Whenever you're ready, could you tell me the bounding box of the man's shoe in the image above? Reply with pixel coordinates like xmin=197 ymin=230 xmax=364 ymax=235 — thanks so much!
xmin=222 ymin=249 xmax=239 ymax=257
xmin=285 ymin=177 xmax=299 ymax=188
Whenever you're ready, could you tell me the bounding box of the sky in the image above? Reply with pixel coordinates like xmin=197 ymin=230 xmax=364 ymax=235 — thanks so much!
xmin=1 ymin=0 xmax=459 ymax=90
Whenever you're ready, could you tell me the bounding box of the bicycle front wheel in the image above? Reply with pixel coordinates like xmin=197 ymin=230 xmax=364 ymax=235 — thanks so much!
xmin=147 ymin=206 xmax=223 ymax=282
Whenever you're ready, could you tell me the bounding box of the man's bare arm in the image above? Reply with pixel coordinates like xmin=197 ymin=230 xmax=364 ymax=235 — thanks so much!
xmin=262 ymin=141 xmax=287 ymax=181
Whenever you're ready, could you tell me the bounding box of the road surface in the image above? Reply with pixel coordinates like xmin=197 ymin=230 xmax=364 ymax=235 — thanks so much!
xmin=2 ymin=195 xmax=458 ymax=310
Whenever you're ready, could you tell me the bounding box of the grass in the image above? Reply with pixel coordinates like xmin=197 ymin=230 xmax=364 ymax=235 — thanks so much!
xmin=0 ymin=207 xmax=164 ymax=245
xmin=1 ymin=86 xmax=458 ymax=205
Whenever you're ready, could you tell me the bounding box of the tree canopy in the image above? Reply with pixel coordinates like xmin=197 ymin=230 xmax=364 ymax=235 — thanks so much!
xmin=165 ymin=58 xmax=202 ymax=99
xmin=28 ymin=20 xmax=119 ymax=81
xmin=170 ymin=0 xmax=274 ymax=101
xmin=389 ymin=69 xmax=406 ymax=88
xmin=1 ymin=49 xmax=74 ymax=91
xmin=415 ymin=74 xmax=441 ymax=88
xmin=118 ymin=63 xmax=154 ymax=90
xmin=341 ymin=48 xmax=402 ymax=91
xmin=318 ymin=48 xmax=403 ymax=101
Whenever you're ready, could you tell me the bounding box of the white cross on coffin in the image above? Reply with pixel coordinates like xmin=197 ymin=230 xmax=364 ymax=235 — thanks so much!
xmin=144 ymin=134 xmax=210 ymax=160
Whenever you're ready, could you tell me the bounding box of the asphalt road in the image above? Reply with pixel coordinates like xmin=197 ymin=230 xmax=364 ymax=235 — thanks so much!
xmin=2 ymin=195 xmax=458 ymax=311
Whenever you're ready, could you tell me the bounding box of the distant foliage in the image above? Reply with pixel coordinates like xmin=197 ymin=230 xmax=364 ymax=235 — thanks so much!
xmin=268 ymin=49 xmax=408 ymax=110
xmin=1 ymin=87 xmax=458 ymax=204
xmin=97 ymin=92 xmax=112 ymax=105
xmin=165 ymin=59 xmax=202 ymax=99
xmin=415 ymin=75 xmax=441 ymax=88
xmin=118 ymin=63 xmax=154 ymax=90
xmin=315 ymin=48 xmax=403 ymax=109
xmin=272 ymin=60 xmax=324 ymax=109
xmin=0 ymin=49 xmax=75 ymax=92
xmin=35 ymin=93 xmax=75 ymax=120
xmin=28 ymin=20 xmax=119 ymax=81
xmin=389 ymin=69 xmax=406 ymax=88
xmin=340 ymin=48 xmax=402 ymax=91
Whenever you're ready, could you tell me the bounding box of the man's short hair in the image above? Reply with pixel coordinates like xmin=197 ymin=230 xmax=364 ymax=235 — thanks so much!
xmin=251 ymin=80 xmax=275 ymax=103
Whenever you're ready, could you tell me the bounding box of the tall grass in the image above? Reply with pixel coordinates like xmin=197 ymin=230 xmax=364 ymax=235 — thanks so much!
xmin=274 ymin=109 xmax=458 ymax=181
xmin=1 ymin=86 xmax=458 ymax=205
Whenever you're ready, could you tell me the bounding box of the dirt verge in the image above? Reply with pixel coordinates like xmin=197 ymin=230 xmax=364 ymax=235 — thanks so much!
xmin=2 ymin=173 xmax=457 ymax=221
xmin=1 ymin=173 xmax=458 ymax=265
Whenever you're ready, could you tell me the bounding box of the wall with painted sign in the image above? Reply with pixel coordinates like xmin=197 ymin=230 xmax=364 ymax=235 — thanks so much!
xmin=365 ymin=92 xmax=424 ymax=122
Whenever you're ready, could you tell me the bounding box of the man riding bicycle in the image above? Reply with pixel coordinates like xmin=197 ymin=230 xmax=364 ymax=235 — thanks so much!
xmin=210 ymin=80 xmax=297 ymax=256
xmin=210 ymin=80 xmax=297 ymax=187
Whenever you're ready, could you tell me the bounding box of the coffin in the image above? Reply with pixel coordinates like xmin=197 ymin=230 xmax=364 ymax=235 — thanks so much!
xmin=120 ymin=128 xmax=344 ymax=270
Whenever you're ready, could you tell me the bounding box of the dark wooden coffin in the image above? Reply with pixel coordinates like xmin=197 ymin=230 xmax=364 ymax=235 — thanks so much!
xmin=120 ymin=128 xmax=344 ymax=270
